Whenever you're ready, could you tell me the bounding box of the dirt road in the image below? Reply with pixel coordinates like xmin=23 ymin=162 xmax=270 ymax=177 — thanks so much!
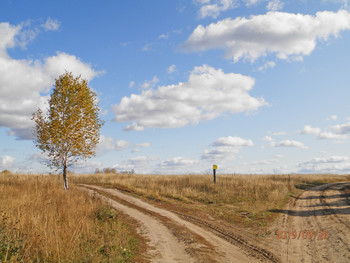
xmin=269 ymin=182 xmax=350 ymax=263
xmin=81 ymin=184 xmax=265 ymax=263
xmin=81 ymin=182 xmax=349 ymax=262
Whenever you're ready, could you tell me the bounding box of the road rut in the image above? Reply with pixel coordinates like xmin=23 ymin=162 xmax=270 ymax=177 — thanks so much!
xmin=81 ymin=184 xmax=260 ymax=263
xmin=269 ymin=182 xmax=350 ymax=263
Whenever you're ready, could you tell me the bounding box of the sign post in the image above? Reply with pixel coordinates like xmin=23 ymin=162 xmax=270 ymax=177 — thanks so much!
xmin=212 ymin=165 xmax=217 ymax=184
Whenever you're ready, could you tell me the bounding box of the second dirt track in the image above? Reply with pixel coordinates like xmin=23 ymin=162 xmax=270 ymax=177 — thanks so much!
xmin=81 ymin=182 xmax=350 ymax=263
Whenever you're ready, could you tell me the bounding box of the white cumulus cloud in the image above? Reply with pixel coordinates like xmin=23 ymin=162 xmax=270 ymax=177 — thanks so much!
xmin=317 ymin=132 xmax=347 ymax=140
xmin=0 ymin=22 xmax=101 ymax=139
xmin=1 ymin=155 xmax=15 ymax=167
xmin=158 ymin=157 xmax=198 ymax=172
xmin=301 ymin=125 xmax=321 ymax=135
xmin=332 ymin=121 xmax=350 ymax=134
xmin=298 ymin=156 xmax=350 ymax=173
xmin=274 ymin=139 xmax=307 ymax=149
xmin=301 ymin=124 xmax=347 ymax=140
xmin=112 ymin=65 xmax=266 ymax=131
xmin=182 ymin=10 xmax=350 ymax=62
xmin=97 ymin=135 xmax=131 ymax=153
xmin=202 ymin=136 xmax=254 ymax=161
xmin=114 ymin=156 xmax=159 ymax=174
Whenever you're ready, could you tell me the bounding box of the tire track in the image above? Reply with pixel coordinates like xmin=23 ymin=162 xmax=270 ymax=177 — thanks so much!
xmin=173 ymin=212 xmax=280 ymax=263
xmin=81 ymin=186 xmax=195 ymax=263
xmin=80 ymin=184 xmax=278 ymax=262
xmin=310 ymin=183 xmax=350 ymax=262
xmin=269 ymin=182 xmax=350 ymax=263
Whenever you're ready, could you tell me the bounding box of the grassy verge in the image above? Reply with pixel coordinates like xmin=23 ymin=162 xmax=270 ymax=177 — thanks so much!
xmin=0 ymin=174 xmax=142 ymax=262
xmin=72 ymin=173 xmax=350 ymax=235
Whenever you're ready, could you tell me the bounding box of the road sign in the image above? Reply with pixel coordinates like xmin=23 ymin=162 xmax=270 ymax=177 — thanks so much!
xmin=212 ymin=165 xmax=217 ymax=183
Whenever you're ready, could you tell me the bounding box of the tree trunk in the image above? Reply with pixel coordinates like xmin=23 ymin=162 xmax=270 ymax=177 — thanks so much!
xmin=63 ymin=164 xmax=68 ymax=191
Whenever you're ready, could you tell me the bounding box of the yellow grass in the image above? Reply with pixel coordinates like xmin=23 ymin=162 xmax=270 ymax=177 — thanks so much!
xmin=72 ymin=173 xmax=350 ymax=230
xmin=0 ymin=174 xmax=139 ymax=262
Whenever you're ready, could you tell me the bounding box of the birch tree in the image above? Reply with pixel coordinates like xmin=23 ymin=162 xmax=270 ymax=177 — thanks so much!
xmin=32 ymin=72 xmax=103 ymax=190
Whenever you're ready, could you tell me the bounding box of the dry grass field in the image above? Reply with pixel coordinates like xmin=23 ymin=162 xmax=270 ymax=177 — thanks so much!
xmin=72 ymin=173 xmax=350 ymax=232
xmin=0 ymin=174 xmax=141 ymax=262
xmin=2 ymin=172 xmax=349 ymax=262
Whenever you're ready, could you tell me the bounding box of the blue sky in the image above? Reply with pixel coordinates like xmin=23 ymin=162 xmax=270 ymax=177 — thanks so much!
xmin=1 ymin=0 xmax=350 ymax=174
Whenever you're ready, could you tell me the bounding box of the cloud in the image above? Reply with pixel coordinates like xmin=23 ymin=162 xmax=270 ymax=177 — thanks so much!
xmin=132 ymin=142 xmax=151 ymax=153
xmin=324 ymin=0 xmax=349 ymax=9
xmin=194 ymin=0 xmax=238 ymax=19
xmin=327 ymin=115 xmax=337 ymax=120
xmin=202 ymin=136 xmax=253 ymax=161
xmin=123 ymin=122 xmax=145 ymax=132
xmin=298 ymin=156 xmax=350 ymax=173
xmin=301 ymin=125 xmax=321 ymax=135
xmin=173 ymin=29 xmax=183 ymax=34
xmin=249 ymin=154 xmax=283 ymax=165
xmin=135 ymin=142 xmax=151 ymax=148
xmin=0 ymin=22 xmax=101 ymax=139
xmin=182 ymin=10 xmax=350 ymax=62
xmin=129 ymin=81 xmax=135 ymax=88
xmin=158 ymin=157 xmax=198 ymax=172
xmin=44 ymin=52 xmax=100 ymax=80
xmin=158 ymin=33 xmax=169 ymax=40
xmin=263 ymin=136 xmax=274 ymax=142
xmin=112 ymin=65 xmax=266 ymax=131
xmin=2 ymin=18 xmax=60 ymax=52
xmin=0 ymin=23 xmax=21 ymax=57
xmin=301 ymin=124 xmax=347 ymax=140
xmin=317 ymin=132 xmax=347 ymax=140
xmin=114 ymin=156 xmax=158 ymax=173
xmin=305 ymin=156 xmax=348 ymax=163
xmin=167 ymin=64 xmax=176 ymax=74
xmin=212 ymin=136 xmax=254 ymax=147
xmin=125 ymin=156 xmax=158 ymax=164
xmin=1 ymin=155 xmax=15 ymax=167
xmin=142 ymin=43 xmax=154 ymax=52
xmin=28 ymin=152 xmax=50 ymax=164
xmin=243 ymin=0 xmax=263 ymax=7
xmin=266 ymin=0 xmax=283 ymax=11
xmin=272 ymin=131 xmax=286 ymax=136
xmin=141 ymin=76 xmax=159 ymax=89
xmin=257 ymin=61 xmax=275 ymax=71
xmin=332 ymin=121 xmax=350 ymax=134
xmin=274 ymin=139 xmax=307 ymax=149
xmin=71 ymin=160 xmax=103 ymax=174
xmin=41 ymin=18 xmax=60 ymax=31
xmin=97 ymin=135 xmax=131 ymax=153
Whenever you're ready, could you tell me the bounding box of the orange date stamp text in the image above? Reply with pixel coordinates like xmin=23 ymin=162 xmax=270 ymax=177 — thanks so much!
xmin=275 ymin=230 xmax=330 ymax=240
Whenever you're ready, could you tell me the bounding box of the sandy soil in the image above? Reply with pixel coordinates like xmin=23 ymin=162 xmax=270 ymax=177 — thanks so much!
xmin=80 ymin=182 xmax=349 ymax=262
xmin=81 ymin=184 xmax=260 ymax=263
xmin=268 ymin=182 xmax=350 ymax=263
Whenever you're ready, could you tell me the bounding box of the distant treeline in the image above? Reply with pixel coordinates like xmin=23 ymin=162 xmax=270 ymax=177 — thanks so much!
xmin=95 ymin=168 xmax=135 ymax=175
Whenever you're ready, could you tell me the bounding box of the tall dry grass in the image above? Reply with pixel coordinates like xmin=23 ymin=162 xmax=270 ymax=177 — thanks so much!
xmin=0 ymin=174 xmax=139 ymax=262
xmin=72 ymin=173 xmax=350 ymax=228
